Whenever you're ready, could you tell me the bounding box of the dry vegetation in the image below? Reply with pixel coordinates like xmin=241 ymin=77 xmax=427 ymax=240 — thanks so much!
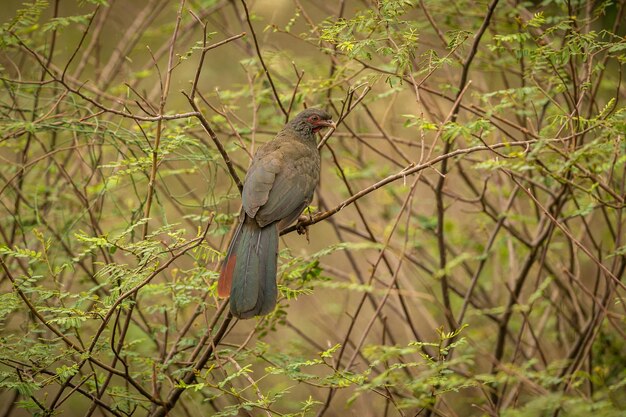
xmin=0 ymin=0 xmax=625 ymax=416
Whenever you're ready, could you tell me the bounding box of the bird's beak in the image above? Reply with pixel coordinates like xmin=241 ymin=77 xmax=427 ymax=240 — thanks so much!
xmin=321 ymin=120 xmax=336 ymax=129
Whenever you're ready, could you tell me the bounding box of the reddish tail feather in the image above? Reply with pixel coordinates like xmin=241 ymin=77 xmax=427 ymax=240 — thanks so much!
xmin=217 ymin=254 xmax=236 ymax=297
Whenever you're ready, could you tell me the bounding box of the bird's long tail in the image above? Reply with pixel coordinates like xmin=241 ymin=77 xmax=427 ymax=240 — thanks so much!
xmin=217 ymin=215 xmax=278 ymax=318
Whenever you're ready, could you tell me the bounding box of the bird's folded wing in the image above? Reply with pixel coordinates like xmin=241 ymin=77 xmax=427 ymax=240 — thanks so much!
xmin=256 ymin=152 xmax=317 ymax=225
xmin=242 ymin=152 xmax=282 ymax=219
xmin=242 ymin=143 xmax=317 ymax=228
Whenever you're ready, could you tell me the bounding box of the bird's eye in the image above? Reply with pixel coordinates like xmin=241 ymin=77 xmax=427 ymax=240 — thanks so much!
xmin=312 ymin=116 xmax=319 ymax=121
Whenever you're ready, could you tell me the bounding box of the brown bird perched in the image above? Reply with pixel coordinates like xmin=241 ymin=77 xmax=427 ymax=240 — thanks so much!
xmin=218 ymin=108 xmax=335 ymax=319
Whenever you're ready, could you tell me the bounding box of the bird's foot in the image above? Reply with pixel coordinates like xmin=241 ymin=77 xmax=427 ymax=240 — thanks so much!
xmin=296 ymin=215 xmax=310 ymax=241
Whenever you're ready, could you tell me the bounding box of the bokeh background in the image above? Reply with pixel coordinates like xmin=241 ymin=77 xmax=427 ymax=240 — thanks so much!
xmin=1 ymin=0 xmax=625 ymax=416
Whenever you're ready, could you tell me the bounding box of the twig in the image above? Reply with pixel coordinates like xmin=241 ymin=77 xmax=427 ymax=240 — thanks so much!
xmin=283 ymin=140 xmax=535 ymax=235
xmin=184 ymin=92 xmax=243 ymax=192
xmin=240 ymin=0 xmax=288 ymax=117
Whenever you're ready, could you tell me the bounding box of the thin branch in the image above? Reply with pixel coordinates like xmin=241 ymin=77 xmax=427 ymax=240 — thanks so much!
xmin=240 ymin=0 xmax=288 ymax=117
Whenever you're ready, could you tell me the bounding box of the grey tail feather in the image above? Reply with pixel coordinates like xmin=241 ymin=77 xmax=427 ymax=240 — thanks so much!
xmin=229 ymin=216 xmax=278 ymax=319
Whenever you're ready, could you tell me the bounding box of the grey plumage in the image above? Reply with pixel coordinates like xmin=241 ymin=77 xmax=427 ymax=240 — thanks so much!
xmin=218 ymin=108 xmax=333 ymax=319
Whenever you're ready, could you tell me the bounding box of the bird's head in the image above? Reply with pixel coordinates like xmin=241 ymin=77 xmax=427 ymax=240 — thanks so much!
xmin=288 ymin=108 xmax=335 ymax=136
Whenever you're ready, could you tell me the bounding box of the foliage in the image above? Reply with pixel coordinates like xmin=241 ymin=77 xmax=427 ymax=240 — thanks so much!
xmin=0 ymin=0 xmax=624 ymax=416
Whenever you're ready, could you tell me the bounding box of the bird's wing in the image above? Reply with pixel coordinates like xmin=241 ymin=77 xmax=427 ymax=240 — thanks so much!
xmin=241 ymin=145 xmax=282 ymax=219
xmin=242 ymin=140 xmax=318 ymax=228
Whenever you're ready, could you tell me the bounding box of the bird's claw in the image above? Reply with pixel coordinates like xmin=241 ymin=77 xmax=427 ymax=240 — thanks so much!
xmin=296 ymin=214 xmax=310 ymax=241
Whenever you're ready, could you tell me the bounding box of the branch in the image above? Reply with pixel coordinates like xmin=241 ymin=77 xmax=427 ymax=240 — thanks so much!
xmin=240 ymin=0 xmax=288 ymax=117
xmin=510 ymin=175 xmax=625 ymax=291
xmin=184 ymin=92 xmax=244 ymax=192
xmin=149 ymin=309 xmax=234 ymax=417
xmin=282 ymin=140 xmax=533 ymax=235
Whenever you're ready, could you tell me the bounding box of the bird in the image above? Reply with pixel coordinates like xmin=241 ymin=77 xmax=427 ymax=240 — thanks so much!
xmin=217 ymin=108 xmax=335 ymax=319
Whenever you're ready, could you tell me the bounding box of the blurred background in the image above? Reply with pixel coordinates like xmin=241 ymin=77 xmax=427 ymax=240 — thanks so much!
xmin=1 ymin=0 xmax=625 ymax=416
